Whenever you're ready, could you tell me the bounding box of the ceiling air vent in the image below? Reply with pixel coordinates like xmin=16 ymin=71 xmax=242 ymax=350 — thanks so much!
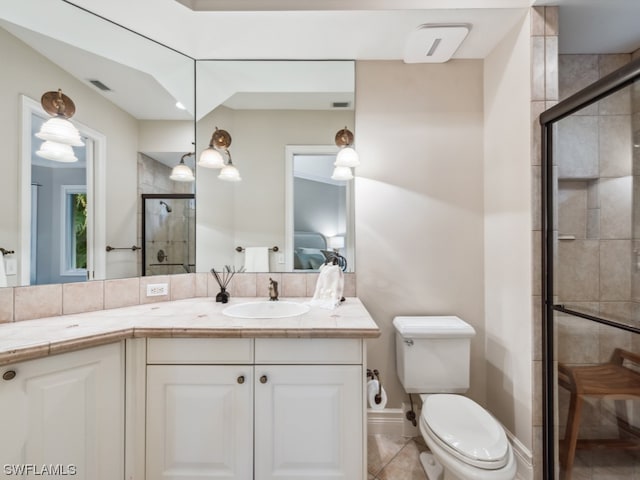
xmin=403 ymin=24 xmax=470 ymax=64
xmin=332 ymin=101 xmax=350 ymax=108
xmin=89 ymin=79 xmax=112 ymax=91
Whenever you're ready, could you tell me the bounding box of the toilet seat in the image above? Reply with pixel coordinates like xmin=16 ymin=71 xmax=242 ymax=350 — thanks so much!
xmin=421 ymin=394 xmax=509 ymax=470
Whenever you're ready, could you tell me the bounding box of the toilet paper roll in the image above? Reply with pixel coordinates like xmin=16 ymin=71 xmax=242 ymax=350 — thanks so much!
xmin=367 ymin=379 xmax=388 ymax=410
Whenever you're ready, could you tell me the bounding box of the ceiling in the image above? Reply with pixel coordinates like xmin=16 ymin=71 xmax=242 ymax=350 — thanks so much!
xmin=64 ymin=0 xmax=640 ymax=58
xmin=3 ymin=0 xmax=639 ymax=131
xmin=7 ymin=0 xmax=638 ymax=169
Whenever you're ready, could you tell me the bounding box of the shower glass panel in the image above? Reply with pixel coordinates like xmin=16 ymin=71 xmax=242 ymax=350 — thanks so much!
xmin=142 ymin=194 xmax=195 ymax=276
xmin=543 ymin=60 xmax=640 ymax=480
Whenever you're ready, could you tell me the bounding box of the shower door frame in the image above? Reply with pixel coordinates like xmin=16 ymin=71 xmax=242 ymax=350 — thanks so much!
xmin=540 ymin=57 xmax=640 ymax=480
xmin=141 ymin=193 xmax=195 ymax=277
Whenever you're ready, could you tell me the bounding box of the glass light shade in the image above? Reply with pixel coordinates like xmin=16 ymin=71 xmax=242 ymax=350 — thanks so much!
xmin=35 ymin=140 xmax=78 ymax=163
xmin=218 ymin=164 xmax=241 ymax=182
xmin=335 ymin=147 xmax=360 ymax=167
xmin=35 ymin=116 xmax=84 ymax=147
xmin=198 ymin=148 xmax=225 ymax=168
xmin=331 ymin=165 xmax=353 ymax=181
xmin=169 ymin=163 xmax=195 ymax=182
xmin=328 ymin=236 xmax=345 ymax=250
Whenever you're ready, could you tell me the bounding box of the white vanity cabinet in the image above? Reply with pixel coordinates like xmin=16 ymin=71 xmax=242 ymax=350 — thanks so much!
xmin=145 ymin=337 xmax=365 ymax=480
xmin=145 ymin=339 xmax=254 ymax=480
xmin=0 ymin=342 xmax=124 ymax=479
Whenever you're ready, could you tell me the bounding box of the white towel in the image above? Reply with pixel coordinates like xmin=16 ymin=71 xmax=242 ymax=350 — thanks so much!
xmin=244 ymin=247 xmax=269 ymax=272
xmin=309 ymin=263 xmax=344 ymax=309
xmin=0 ymin=252 xmax=7 ymax=288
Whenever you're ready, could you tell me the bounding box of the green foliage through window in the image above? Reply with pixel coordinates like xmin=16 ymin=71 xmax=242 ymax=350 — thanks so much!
xmin=72 ymin=193 xmax=87 ymax=269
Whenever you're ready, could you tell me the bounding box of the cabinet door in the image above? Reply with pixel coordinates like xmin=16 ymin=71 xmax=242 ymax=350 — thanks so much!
xmin=146 ymin=365 xmax=253 ymax=480
xmin=0 ymin=342 xmax=124 ymax=479
xmin=254 ymin=365 xmax=363 ymax=480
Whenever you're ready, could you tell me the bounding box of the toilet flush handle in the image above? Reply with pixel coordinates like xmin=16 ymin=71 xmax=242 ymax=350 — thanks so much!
xmin=404 ymin=339 xmax=414 ymax=347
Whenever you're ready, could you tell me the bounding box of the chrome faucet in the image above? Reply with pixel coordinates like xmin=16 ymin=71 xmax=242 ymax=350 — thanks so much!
xmin=268 ymin=277 xmax=279 ymax=301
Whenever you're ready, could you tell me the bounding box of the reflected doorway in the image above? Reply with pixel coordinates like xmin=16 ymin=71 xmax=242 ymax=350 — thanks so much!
xmin=285 ymin=145 xmax=354 ymax=272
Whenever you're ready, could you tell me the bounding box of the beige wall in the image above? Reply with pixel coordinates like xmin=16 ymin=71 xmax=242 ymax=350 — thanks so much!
xmin=355 ymin=60 xmax=487 ymax=407
xmin=0 ymin=26 xmax=139 ymax=282
xmin=138 ymin=120 xmax=194 ymax=153
xmin=483 ymin=13 xmax=533 ymax=450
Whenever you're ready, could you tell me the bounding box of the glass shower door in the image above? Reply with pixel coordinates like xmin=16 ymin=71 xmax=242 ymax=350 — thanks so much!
xmin=142 ymin=194 xmax=195 ymax=276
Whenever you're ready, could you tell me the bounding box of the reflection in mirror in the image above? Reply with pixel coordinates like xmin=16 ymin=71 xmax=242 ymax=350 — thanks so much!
xmin=285 ymin=147 xmax=354 ymax=272
xmin=142 ymin=194 xmax=196 ymax=276
xmin=0 ymin=0 xmax=195 ymax=287
xmin=195 ymin=60 xmax=355 ymax=273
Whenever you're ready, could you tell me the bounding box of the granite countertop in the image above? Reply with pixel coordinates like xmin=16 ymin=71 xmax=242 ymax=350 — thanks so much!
xmin=0 ymin=297 xmax=380 ymax=366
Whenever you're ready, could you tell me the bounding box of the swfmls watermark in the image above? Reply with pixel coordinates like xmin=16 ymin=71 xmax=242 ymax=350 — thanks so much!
xmin=3 ymin=464 xmax=77 ymax=476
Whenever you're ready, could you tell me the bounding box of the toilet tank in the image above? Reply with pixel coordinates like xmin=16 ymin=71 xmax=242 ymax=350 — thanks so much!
xmin=393 ymin=316 xmax=476 ymax=394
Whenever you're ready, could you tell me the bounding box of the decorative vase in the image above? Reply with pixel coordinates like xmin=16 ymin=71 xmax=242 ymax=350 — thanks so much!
xmin=216 ymin=287 xmax=230 ymax=303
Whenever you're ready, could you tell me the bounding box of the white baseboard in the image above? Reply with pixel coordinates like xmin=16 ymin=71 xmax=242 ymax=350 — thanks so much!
xmin=367 ymin=408 xmax=405 ymax=436
xmin=505 ymin=429 xmax=534 ymax=480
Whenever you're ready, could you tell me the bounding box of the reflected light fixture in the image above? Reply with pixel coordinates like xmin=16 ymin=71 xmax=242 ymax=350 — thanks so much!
xmin=35 ymin=89 xmax=84 ymax=158
xmin=36 ymin=140 xmax=78 ymax=163
xmin=334 ymin=127 xmax=360 ymax=168
xmin=199 ymin=127 xmax=241 ymax=181
xmin=170 ymin=152 xmax=195 ymax=182
xmin=330 ymin=165 xmax=354 ymax=181
xmin=198 ymin=127 xmax=229 ymax=169
xmin=327 ymin=236 xmax=345 ymax=252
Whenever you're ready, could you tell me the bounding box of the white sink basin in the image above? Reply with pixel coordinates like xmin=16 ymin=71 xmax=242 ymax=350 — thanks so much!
xmin=222 ymin=301 xmax=310 ymax=319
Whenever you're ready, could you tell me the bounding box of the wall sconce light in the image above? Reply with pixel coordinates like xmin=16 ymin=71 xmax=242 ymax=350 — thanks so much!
xmin=331 ymin=127 xmax=359 ymax=181
xmin=198 ymin=127 xmax=241 ymax=181
xmin=170 ymin=152 xmax=195 ymax=182
xmin=334 ymin=127 xmax=360 ymax=167
xmin=198 ymin=127 xmax=227 ymax=168
xmin=35 ymin=89 xmax=84 ymax=163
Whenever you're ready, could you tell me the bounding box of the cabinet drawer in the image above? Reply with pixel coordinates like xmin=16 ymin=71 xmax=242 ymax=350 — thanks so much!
xmin=147 ymin=338 xmax=253 ymax=364
xmin=255 ymin=338 xmax=362 ymax=364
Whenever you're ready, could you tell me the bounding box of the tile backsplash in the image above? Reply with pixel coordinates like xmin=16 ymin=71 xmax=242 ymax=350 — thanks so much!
xmin=0 ymin=272 xmax=356 ymax=323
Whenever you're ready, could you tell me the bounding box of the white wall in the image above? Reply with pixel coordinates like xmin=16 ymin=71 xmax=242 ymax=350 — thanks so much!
xmin=483 ymin=14 xmax=533 ymax=449
xmin=0 ymin=26 xmax=139 ymax=282
xmin=355 ymin=60 xmax=486 ymax=407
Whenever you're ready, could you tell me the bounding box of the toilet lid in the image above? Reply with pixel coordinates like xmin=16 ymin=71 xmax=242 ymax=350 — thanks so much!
xmin=422 ymin=394 xmax=509 ymax=469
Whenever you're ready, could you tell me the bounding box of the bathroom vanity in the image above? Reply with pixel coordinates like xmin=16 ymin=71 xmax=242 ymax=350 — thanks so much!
xmin=0 ymin=297 xmax=379 ymax=480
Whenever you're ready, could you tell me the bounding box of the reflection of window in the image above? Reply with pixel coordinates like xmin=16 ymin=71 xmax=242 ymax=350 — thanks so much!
xmin=61 ymin=185 xmax=87 ymax=276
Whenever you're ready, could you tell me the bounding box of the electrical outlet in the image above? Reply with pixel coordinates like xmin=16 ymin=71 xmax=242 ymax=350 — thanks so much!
xmin=146 ymin=283 xmax=168 ymax=297
xmin=277 ymin=253 xmax=285 ymax=264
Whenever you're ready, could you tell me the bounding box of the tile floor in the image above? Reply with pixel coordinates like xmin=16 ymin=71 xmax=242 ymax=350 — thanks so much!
xmin=368 ymin=434 xmax=429 ymax=480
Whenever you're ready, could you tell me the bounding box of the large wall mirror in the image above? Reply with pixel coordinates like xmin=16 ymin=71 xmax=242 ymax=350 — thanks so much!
xmin=0 ymin=1 xmax=356 ymax=289
xmin=0 ymin=0 xmax=195 ymax=287
xmin=195 ymin=60 xmax=356 ymax=273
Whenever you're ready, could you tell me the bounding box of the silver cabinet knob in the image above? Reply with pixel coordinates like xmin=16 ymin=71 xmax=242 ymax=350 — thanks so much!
xmin=237 ymin=375 xmax=245 ymax=384
xmin=2 ymin=370 xmax=16 ymax=381
xmin=260 ymin=375 xmax=268 ymax=384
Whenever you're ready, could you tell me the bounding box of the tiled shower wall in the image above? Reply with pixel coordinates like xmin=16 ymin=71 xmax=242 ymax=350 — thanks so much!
xmin=531 ymin=7 xmax=558 ymax=478
xmin=137 ymin=153 xmax=193 ymax=276
xmin=553 ymin=50 xmax=640 ymax=476
xmin=556 ymin=53 xmax=635 ymax=324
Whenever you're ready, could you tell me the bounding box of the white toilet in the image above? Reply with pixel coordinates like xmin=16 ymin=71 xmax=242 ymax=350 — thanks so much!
xmin=393 ymin=316 xmax=516 ymax=480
